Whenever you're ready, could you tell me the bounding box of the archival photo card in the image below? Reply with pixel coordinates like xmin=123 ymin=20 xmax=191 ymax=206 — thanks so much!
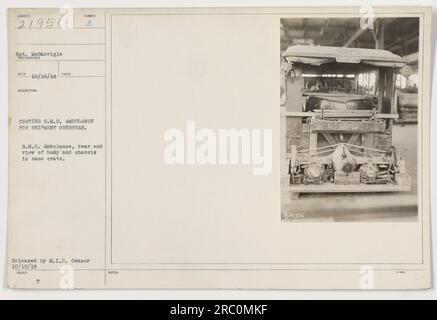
xmin=7 ymin=6 xmax=431 ymax=289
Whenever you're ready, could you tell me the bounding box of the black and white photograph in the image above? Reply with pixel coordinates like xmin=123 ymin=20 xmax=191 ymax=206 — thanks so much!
xmin=280 ymin=17 xmax=420 ymax=222
xmin=0 ymin=3 xmax=434 ymax=297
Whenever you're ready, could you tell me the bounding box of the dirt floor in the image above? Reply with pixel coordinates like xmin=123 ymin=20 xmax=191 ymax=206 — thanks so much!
xmin=281 ymin=124 xmax=418 ymax=222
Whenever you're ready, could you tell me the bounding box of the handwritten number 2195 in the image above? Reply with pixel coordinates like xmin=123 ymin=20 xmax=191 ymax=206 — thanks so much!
xmin=17 ymin=18 xmax=56 ymax=29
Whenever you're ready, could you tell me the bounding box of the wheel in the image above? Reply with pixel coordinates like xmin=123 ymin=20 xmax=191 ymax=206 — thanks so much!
xmin=290 ymin=192 xmax=300 ymax=200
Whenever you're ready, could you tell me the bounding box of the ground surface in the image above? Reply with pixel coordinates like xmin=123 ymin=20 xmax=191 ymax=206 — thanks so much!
xmin=281 ymin=124 xmax=418 ymax=222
